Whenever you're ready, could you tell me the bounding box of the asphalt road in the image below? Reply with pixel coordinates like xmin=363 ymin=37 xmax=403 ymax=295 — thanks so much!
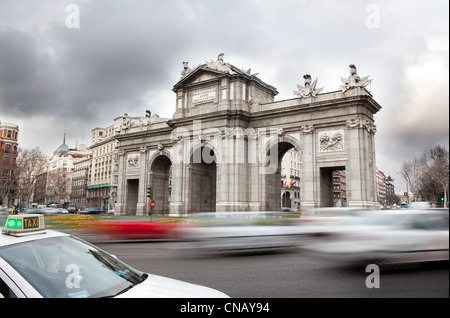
xmin=94 ymin=240 xmax=449 ymax=298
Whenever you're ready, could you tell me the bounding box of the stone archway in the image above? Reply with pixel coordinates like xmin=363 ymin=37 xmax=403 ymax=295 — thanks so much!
xmin=262 ymin=140 xmax=299 ymax=211
xmin=149 ymin=155 xmax=172 ymax=215
xmin=115 ymin=56 xmax=381 ymax=216
xmin=189 ymin=146 xmax=217 ymax=213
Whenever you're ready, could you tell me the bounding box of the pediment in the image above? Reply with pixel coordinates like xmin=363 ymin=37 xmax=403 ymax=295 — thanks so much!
xmin=186 ymin=68 xmax=222 ymax=84
xmin=174 ymin=66 xmax=232 ymax=89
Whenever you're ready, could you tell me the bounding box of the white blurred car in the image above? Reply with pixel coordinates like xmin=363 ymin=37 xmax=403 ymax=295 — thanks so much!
xmin=23 ymin=208 xmax=68 ymax=215
xmin=0 ymin=208 xmax=11 ymax=215
xmin=301 ymin=209 xmax=449 ymax=266
xmin=175 ymin=212 xmax=305 ymax=255
xmin=0 ymin=214 xmax=229 ymax=298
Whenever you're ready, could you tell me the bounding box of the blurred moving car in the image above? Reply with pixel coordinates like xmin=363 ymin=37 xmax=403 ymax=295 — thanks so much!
xmin=94 ymin=221 xmax=185 ymax=239
xmin=78 ymin=208 xmax=105 ymax=215
xmin=24 ymin=208 xmax=68 ymax=215
xmin=0 ymin=214 xmax=229 ymax=298
xmin=175 ymin=212 xmax=305 ymax=256
xmin=300 ymin=209 xmax=449 ymax=267
xmin=0 ymin=208 xmax=11 ymax=215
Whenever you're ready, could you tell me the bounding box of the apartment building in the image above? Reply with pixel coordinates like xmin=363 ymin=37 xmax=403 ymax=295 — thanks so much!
xmin=0 ymin=121 xmax=19 ymax=207
xmin=71 ymin=157 xmax=91 ymax=209
xmin=332 ymin=170 xmax=347 ymax=207
xmin=280 ymin=148 xmax=301 ymax=210
xmin=86 ymin=119 xmax=122 ymax=211
xmin=45 ymin=135 xmax=90 ymax=205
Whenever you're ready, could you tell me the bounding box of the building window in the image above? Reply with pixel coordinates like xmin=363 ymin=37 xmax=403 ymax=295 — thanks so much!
xmin=7 ymin=130 xmax=12 ymax=138
xmin=4 ymin=144 xmax=11 ymax=153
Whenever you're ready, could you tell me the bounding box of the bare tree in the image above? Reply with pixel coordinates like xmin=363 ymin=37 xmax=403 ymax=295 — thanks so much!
xmin=422 ymin=145 xmax=449 ymax=207
xmin=46 ymin=170 xmax=71 ymax=204
xmin=400 ymin=155 xmax=424 ymax=202
xmin=401 ymin=145 xmax=449 ymax=207
xmin=14 ymin=148 xmax=47 ymax=209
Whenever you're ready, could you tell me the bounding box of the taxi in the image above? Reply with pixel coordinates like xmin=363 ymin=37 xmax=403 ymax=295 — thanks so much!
xmin=0 ymin=214 xmax=229 ymax=298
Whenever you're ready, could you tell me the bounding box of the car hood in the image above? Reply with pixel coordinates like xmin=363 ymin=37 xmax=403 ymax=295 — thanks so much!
xmin=115 ymin=274 xmax=229 ymax=298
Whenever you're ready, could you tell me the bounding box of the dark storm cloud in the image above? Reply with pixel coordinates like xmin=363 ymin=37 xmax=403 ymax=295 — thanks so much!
xmin=0 ymin=26 xmax=61 ymax=117
xmin=39 ymin=1 xmax=197 ymax=122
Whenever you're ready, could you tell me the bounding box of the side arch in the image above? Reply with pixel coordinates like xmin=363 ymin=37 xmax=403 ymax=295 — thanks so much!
xmin=147 ymin=149 xmax=173 ymax=215
xmin=261 ymin=134 xmax=303 ymax=211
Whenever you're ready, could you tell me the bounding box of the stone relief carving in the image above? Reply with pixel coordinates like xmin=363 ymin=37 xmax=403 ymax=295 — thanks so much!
xmin=293 ymin=74 xmax=323 ymax=98
xmin=346 ymin=118 xmax=360 ymax=129
xmin=340 ymin=64 xmax=372 ymax=93
xmin=220 ymin=128 xmax=233 ymax=139
xmin=127 ymin=154 xmax=140 ymax=169
xmin=319 ymin=130 xmax=344 ymax=152
xmin=346 ymin=118 xmax=377 ymax=134
xmin=300 ymin=125 xmax=315 ymax=134
xmin=206 ymin=53 xmax=237 ymax=75
xmin=248 ymin=94 xmax=262 ymax=107
xmin=172 ymin=135 xmax=183 ymax=145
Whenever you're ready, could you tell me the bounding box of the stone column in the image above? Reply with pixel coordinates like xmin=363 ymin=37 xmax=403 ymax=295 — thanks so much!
xmin=247 ymin=133 xmax=260 ymax=211
xmin=114 ymin=150 xmax=127 ymax=215
xmin=216 ymin=132 xmax=230 ymax=212
xmin=182 ymin=163 xmax=192 ymax=215
xmin=369 ymin=125 xmax=378 ymax=207
xmin=300 ymin=125 xmax=316 ymax=210
xmin=346 ymin=118 xmax=377 ymax=207
xmin=136 ymin=146 xmax=148 ymax=216
xmin=169 ymin=160 xmax=184 ymax=216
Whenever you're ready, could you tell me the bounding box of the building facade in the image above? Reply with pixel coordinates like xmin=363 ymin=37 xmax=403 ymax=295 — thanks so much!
xmin=71 ymin=157 xmax=91 ymax=209
xmin=0 ymin=121 xmax=19 ymax=207
xmin=86 ymin=120 xmax=124 ymax=211
xmin=45 ymin=136 xmax=90 ymax=205
xmin=332 ymin=170 xmax=347 ymax=206
xmin=281 ymin=148 xmax=301 ymax=210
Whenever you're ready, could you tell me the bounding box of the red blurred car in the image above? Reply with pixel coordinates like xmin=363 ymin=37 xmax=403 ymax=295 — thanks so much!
xmin=94 ymin=221 xmax=185 ymax=239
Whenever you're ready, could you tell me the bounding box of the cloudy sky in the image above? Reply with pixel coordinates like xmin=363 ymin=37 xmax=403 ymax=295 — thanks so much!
xmin=1 ymin=0 xmax=448 ymax=190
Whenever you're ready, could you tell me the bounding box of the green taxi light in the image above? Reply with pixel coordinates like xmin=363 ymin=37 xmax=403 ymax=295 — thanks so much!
xmin=2 ymin=214 xmax=45 ymax=236
xmin=7 ymin=219 xmax=22 ymax=229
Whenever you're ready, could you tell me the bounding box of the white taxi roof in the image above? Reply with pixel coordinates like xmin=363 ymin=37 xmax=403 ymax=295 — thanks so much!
xmin=0 ymin=227 xmax=69 ymax=248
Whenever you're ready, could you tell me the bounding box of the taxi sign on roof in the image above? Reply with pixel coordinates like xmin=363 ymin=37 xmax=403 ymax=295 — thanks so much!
xmin=2 ymin=214 xmax=45 ymax=236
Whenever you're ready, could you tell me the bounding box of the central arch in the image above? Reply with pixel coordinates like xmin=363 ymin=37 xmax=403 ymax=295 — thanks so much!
xmin=189 ymin=146 xmax=217 ymax=213
xmin=263 ymin=138 xmax=301 ymax=211
xmin=149 ymin=154 xmax=172 ymax=215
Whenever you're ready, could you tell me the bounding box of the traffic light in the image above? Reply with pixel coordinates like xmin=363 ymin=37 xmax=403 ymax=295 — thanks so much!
xmin=146 ymin=187 xmax=153 ymax=199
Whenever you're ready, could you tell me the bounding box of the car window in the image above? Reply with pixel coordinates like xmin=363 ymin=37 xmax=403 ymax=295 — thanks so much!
xmin=0 ymin=277 xmax=17 ymax=298
xmin=0 ymin=236 xmax=145 ymax=298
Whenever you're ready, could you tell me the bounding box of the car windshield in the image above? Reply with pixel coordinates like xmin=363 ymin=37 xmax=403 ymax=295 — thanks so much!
xmin=0 ymin=236 xmax=145 ymax=298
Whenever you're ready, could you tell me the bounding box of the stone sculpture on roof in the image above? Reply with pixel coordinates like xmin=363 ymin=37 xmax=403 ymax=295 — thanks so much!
xmin=180 ymin=62 xmax=192 ymax=78
xmin=340 ymin=64 xmax=372 ymax=93
xmin=293 ymin=74 xmax=324 ymax=98
xmin=206 ymin=53 xmax=237 ymax=75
